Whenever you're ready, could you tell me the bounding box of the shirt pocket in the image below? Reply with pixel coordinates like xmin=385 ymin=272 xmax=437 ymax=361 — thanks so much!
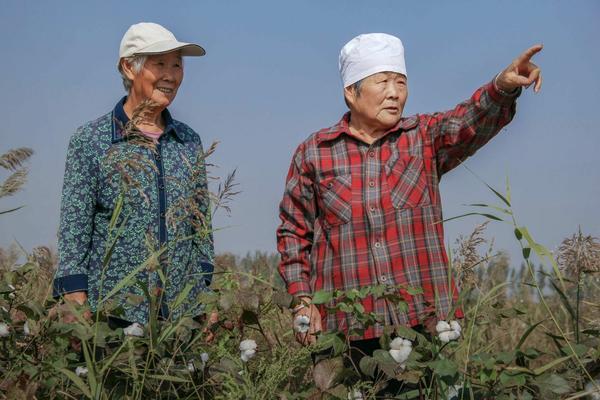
xmin=385 ymin=156 xmax=431 ymax=209
xmin=316 ymin=174 xmax=352 ymax=227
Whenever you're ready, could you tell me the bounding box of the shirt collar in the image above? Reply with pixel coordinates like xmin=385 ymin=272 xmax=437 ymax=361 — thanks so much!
xmin=315 ymin=112 xmax=418 ymax=144
xmin=111 ymin=96 xmax=183 ymax=143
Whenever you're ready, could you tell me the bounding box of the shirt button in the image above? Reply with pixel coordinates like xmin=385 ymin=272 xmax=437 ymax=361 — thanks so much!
xmin=160 ymin=212 xmax=166 ymax=219
xmin=374 ymin=241 xmax=381 ymax=248
xmin=369 ymin=181 xmax=375 ymax=187
xmin=369 ymin=151 xmax=375 ymax=157
xmin=155 ymin=154 xmax=161 ymax=161
xmin=369 ymin=205 xmax=376 ymax=212
xmin=380 ymin=275 xmax=388 ymax=282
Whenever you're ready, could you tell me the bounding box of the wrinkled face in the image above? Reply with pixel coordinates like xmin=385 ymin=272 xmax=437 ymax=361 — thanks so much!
xmin=345 ymin=71 xmax=408 ymax=130
xmin=126 ymin=51 xmax=184 ymax=108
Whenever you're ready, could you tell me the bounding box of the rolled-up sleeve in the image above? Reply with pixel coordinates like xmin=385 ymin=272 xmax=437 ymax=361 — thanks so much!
xmin=427 ymin=79 xmax=521 ymax=175
xmin=53 ymin=128 xmax=97 ymax=297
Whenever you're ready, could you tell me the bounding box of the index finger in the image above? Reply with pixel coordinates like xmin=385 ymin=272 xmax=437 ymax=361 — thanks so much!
xmin=515 ymin=44 xmax=543 ymax=64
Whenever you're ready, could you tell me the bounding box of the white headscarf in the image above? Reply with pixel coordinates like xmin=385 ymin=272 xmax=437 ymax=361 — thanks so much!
xmin=339 ymin=33 xmax=407 ymax=88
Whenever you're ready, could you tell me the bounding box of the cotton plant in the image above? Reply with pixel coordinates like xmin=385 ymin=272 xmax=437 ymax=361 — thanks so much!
xmin=585 ymin=380 xmax=600 ymax=400
xmin=239 ymin=339 xmax=257 ymax=362
xmin=293 ymin=314 xmax=310 ymax=333
xmin=436 ymin=320 xmax=461 ymax=343
xmin=389 ymin=337 xmax=413 ymax=368
xmin=123 ymin=322 xmax=144 ymax=337
xmin=347 ymin=388 xmax=364 ymax=400
xmin=0 ymin=322 xmax=10 ymax=337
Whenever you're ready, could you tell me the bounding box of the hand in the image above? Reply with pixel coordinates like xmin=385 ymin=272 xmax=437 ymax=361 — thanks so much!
xmin=202 ymin=310 xmax=219 ymax=344
xmin=52 ymin=292 xmax=92 ymax=323
xmin=293 ymin=296 xmax=322 ymax=346
xmin=496 ymin=44 xmax=543 ymax=93
xmin=48 ymin=291 xmax=92 ymax=352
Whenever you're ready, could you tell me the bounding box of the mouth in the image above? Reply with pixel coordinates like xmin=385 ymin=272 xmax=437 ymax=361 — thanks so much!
xmin=383 ymin=107 xmax=399 ymax=114
xmin=156 ymin=87 xmax=175 ymax=95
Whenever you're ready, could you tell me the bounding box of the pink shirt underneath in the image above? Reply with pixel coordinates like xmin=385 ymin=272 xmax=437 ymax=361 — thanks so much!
xmin=139 ymin=130 xmax=163 ymax=141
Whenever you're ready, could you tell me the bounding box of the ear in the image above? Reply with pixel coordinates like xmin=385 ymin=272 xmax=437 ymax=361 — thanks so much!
xmin=344 ymin=85 xmax=356 ymax=108
xmin=120 ymin=58 xmax=138 ymax=81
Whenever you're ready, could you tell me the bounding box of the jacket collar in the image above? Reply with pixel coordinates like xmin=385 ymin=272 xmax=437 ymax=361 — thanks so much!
xmin=111 ymin=96 xmax=182 ymax=143
xmin=315 ymin=112 xmax=418 ymax=143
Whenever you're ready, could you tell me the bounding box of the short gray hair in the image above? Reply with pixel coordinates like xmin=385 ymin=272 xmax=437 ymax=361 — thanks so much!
xmin=118 ymin=55 xmax=147 ymax=92
xmin=344 ymin=78 xmax=364 ymax=109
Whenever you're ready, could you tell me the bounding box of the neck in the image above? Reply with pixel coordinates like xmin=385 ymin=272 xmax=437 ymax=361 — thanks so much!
xmin=123 ymin=94 xmax=165 ymax=132
xmin=347 ymin=114 xmax=388 ymax=145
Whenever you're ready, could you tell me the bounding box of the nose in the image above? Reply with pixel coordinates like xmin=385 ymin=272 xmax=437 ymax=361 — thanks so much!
xmin=385 ymin=81 xmax=400 ymax=99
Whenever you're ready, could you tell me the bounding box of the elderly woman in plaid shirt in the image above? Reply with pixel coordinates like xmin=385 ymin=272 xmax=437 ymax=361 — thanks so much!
xmin=277 ymin=34 xmax=542 ymax=360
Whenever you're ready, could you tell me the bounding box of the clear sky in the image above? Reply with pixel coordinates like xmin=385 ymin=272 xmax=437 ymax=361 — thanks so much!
xmin=1 ymin=1 xmax=599 ymax=268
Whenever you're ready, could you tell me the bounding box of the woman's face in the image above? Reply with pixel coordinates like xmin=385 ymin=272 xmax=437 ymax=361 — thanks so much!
xmin=127 ymin=51 xmax=184 ymax=108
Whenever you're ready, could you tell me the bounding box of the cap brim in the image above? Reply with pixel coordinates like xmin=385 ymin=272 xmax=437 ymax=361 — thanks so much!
xmin=134 ymin=40 xmax=206 ymax=57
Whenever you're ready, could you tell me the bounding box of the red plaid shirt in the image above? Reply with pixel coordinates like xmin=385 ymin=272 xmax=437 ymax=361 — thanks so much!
xmin=277 ymin=80 xmax=520 ymax=339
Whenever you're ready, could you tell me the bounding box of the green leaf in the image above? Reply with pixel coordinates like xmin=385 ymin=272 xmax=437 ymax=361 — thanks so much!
xmin=172 ymin=283 xmax=194 ymax=310
xmin=534 ymin=373 xmax=571 ymax=394
xmin=522 ymin=247 xmax=531 ymax=259
xmin=549 ymin=280 xmax=576 ymax=322
xmin=429 ymin=358 xmax=458 ymax=378
xmin=518 ymin=226 xmax=566 ymax=289
xmin=147 ymin=374 xmax=191 ymax=383
xmin=442 ymin=212 xmax=503 ymax=224
xmin=394 ymin=325 xmax=417 ymax=341
xmin=312 ymin=290 xmax=334 ymax=305
xmin=58 ymin=368 xmax=92 ymax=399
xmin=359 ymin=355 xmax=377 ymax=378
xmin=514 ymin=228 xmax=523 ymax=240
xmin=466 ymin=203 xmax=512 ymax=215
xmin=499 ymin=371 xmax=526 ymax=387
xmin=533 ymin=355 xmax=573 ymax=376
xmin=516 ymin=320 xmax=545 ymax=350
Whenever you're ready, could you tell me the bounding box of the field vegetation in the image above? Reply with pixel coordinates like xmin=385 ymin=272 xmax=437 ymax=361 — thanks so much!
xmin=0 ymin=143 xmax=599 ymax=399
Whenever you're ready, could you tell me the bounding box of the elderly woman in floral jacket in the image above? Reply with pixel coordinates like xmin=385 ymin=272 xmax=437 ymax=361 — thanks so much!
xmin=53 ymin=22 xmax=215 ymax=329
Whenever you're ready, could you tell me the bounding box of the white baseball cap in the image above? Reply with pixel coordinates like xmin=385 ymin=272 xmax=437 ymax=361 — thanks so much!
xmin=339 ymin=33 xmax=406 ymax=88
xmin=118 ymin=22 xmax=205 ymax=66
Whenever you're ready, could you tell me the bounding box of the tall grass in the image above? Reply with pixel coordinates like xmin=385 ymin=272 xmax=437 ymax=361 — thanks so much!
xmin=0 ymin=143 xmax=598 ymax=398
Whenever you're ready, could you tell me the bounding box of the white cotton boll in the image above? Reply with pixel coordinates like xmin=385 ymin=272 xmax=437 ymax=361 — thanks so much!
xmin=401 ymin=339 xmax=413 ymax=348
xmin=200 ymin=352 xmax=209 ymax=363
xmin=8 ymin=293 xmax=15 ymax=299
xmin=293 ymin=315 xmax=310 ymax=333
xmin=389 ymin=345 xmax=412 ymax=364
xmin=23 ymin=321 xmax=30 ymax=336
xmin=239 ymin=339 xmax=257 ymax=352
xmin=585 ymin=380 xmax=600 ymax=400
xmin=449 ymin=320 xmax=461 ymax=333
xmin=240 ymin=339 xmax=257 ymax=362
xmin=8 ymin=284 xmax=15 ymax=291
xmin=438 ymin=330 xmax=453 ymax=343
xmin=187 ymin=361 xmax=196 ymax=373
xmin=390 ymin=337 xmax=405 ymax=350
xmin=0 ymin=322 xmax=10 ymax=337
xmin=75 ymin=366 xmax=88 ymax=377
xmin=240 ymin=349 xmax=256 ymax=362
xmin=123 ymin=322 xmax=144 ymax=337
xmin=347 ymin=388 xmax=364 ymax=400
xmin=448 ymin=330 xmax=461 ymax=341
xmin=436 ymin=320 xmax=451 ymax=333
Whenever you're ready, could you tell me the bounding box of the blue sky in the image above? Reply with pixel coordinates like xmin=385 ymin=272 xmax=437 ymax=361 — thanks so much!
xmin=1 ymin=1 xmax=599 ymax=268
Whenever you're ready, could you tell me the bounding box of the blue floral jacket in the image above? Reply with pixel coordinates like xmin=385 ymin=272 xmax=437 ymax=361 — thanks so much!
xmin=53 ymin=98 xmax=214 ymax=323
